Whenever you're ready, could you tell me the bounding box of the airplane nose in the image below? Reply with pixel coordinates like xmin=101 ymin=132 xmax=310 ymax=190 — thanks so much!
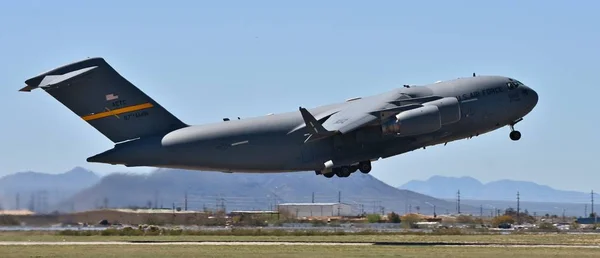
xmin=521 ymin=86 xmax=538 ymax=110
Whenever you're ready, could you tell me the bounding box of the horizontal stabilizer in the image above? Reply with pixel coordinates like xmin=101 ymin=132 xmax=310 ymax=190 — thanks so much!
xmin=20 ymin=66 xmax=98 ymax=92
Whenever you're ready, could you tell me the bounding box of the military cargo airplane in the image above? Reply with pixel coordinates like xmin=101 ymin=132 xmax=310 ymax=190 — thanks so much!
xmin=20 ymin=57 xmax=538 ymax=178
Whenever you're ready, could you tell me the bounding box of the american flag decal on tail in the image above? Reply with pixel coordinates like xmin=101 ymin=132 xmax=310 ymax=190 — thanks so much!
xmin=105 ymin=93 xmax=119 ymax=101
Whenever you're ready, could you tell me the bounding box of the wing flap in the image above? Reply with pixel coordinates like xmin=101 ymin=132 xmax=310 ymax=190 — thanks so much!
xmin=323 ymin=113 xmax=379 ymax=134
xmin=320 ymin=91 xmax=403 ymax=134
xmin=370 ymin=103 xmax=423 ymax=120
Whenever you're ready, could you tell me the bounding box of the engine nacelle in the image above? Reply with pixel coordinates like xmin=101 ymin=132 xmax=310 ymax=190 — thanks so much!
xmin=422 ymin=97 xmax=461 ymax=125
xmin=381 ymin=105 xmax=441 ymax=136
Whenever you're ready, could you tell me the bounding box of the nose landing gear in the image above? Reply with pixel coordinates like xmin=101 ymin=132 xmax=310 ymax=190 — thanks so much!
xmin=510 ymin=130 xmax=521 ymax=141
xmin=509 ymin=118 xmax=523 ymax=141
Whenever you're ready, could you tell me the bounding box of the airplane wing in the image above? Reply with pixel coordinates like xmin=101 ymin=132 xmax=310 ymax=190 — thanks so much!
xmin=295 ymin=90 xmax=439 ymax=142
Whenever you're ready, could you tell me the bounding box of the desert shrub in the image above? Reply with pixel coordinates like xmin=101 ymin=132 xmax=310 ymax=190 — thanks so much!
xmin=400 ymin=213 xmax=423 ymax=228
xmin=537 ymin=222 xmax=557 ymax=231
xmin=0 ymin=215 xmax=20 ymax=226
xmin=456 ymin=215 xmax=475 ymax=224
xmin=388 ymin=212 xmax=401 ymax=223
xmin=366 ymin=214 xmax=381 ymax=223
xmin=491 ymin=215 xmax=514 ymax=227
xmin=432 ymin=227 xmax=464 ymax=235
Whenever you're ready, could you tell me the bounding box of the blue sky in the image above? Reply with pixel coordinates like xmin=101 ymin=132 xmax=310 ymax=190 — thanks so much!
xmin=1 ymin=0 xmax=598 ymax=193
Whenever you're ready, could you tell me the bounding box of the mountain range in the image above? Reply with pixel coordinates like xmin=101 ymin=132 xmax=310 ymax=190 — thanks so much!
xmin=1 ymin=167 xmax=595 ymax=217
xmin=399 ymin=175 xmax=593 ymax=203
xmin=0 ymin=167 xmax=100 ymax=211
xmin=56 ymin=169 xmax=473 ymax=214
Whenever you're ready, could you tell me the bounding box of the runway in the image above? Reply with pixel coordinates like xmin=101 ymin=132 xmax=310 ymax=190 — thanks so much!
xmin=0 ymin=241 xmax=599 ymax=248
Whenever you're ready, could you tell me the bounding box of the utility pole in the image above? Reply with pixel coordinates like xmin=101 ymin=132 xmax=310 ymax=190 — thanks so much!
xmin=480 ymin=204 xmax=483 ymax=218
xmin=312 ymin=192 xmax=315 ymax=203
xmin=517 ymin=191 xmax=520 ymax=224
xmin=15 ymin=193 xmax=20 ymax=210
xmin=154 ymin=190 xmax=159 ymax=209
xmin=337 ymin=191 xmax=342 ymax=216
xmin=593 ymin=190 xmax=597 ymax=224
xmin=29 ymin=193 xmax=35 ymax=212
xmin=592 ymin=190 xmax=595 ymax=216
xmin=184 ymin=191 xmax=188 ymax=211
xmin=457 ymin=190 xmax=461 ymax=214
xmin=404 ymin=193 xmax=408 ymax=215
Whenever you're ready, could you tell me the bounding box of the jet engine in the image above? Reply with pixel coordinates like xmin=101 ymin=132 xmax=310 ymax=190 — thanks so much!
xmin=422 ymin=97 xmax=461 ymax=125
xmin=381 ymin=97 xmax=461 ymax=136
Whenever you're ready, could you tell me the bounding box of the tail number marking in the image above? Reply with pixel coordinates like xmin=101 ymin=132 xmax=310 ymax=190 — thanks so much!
xmin=82 ymin=103 xmax=154 ymax=121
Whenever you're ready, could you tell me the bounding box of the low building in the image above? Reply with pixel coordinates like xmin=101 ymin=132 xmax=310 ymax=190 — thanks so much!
xmin=277 ymin=203 xmax=354 ymax=217
xmin=0 ymin=210 xmax=34 ymax=215
xmin=576 ymin=217 xmax=599 ymax=225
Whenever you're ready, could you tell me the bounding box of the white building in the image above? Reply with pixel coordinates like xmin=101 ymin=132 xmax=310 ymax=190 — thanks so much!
xmin=277 ymin=203 xmax=354 ymax=217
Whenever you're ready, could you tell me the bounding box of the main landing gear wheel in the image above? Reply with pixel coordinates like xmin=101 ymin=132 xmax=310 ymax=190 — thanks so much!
xmin=335 ymin=166 xmax=351 ymax=178
xmin=510 ymin=131 xmax=521 ymax=141
xmin=358 ymin=161 xmax=372 ymax=174
xmin=323 ymin=173 xmax=334 ymax=178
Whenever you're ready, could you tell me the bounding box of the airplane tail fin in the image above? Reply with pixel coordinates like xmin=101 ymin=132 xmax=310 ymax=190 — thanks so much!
xmin=20 ymin=57 xmax=187 ymax=143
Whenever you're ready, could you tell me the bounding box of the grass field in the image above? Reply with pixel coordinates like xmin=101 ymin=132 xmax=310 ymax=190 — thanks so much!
xmin=1 ymin=231 xmax=600 ymax=245
xmin=0 ymin=245 xmax=599 ymax=258
xmin=1 ymin=231 xmax=599 ymax=257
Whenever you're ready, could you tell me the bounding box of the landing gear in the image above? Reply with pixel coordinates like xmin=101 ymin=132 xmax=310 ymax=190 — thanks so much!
xmin=510 ymin=130 xmax=521 ymax=141
xmin=509 ymin=118 xmax=523 ymax=141
xmin=334 ymin=166 xmax=351 ymax=177
xmin=358 ymin=161 xmax=372 ymax=174
xmin=320 ymin=160 xmax=372 ymax=178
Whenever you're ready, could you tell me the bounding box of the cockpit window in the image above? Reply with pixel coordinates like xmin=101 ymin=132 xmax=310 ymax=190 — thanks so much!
xmin=507 ymin=78 xmax=523 ymax=90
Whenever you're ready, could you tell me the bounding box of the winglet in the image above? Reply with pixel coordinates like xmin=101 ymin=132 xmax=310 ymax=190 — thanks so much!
xmin=299 ymin=107 xmax=336 ymax=142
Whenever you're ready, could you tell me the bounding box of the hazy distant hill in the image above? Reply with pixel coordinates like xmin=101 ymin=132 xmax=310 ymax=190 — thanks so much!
xmin=399 ymin=176 xmax=591 ymax=203
xmin=451 ymin=199 xmax=598 ymax=218
xmin=0 ymin=167 xmax=100 ymax=211
xmin=59 ymin=169 xmax=474 ymax=215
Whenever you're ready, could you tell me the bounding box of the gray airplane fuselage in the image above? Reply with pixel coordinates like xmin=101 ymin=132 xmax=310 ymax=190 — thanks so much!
xmin=88 ymin=75 xmax=538 ymax=173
